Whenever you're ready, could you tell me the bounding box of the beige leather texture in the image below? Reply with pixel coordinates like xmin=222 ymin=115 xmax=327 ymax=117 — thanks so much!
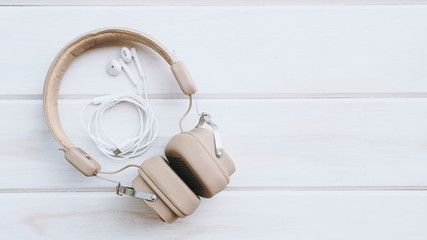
xmin=133 ymin=156 xmax=200 ymax=222
xmin=132 ymin=175 xmax=178 ymax=223
xmin=43 ymin=28 xmax=195 ymax=150
xmin=171 ymin=61 xmax=198 ymax=95
xmin=64 ymin=147 xmax=101 ymax=176
xmin=42 ymin=28 xmax=234 ymax=223
xmin=165 ymin=128 xmax=236 ymax=198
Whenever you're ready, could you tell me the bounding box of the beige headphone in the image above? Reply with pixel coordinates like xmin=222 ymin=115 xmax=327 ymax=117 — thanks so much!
xmin=43 ymin=28 xmax=236 ymax=223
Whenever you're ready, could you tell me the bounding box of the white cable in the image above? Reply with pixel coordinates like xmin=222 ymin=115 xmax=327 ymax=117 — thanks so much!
xmin=194 ymin=92 xmax=201 ymax=116
xmin=81 ymin=81 xmax=158 ymax=161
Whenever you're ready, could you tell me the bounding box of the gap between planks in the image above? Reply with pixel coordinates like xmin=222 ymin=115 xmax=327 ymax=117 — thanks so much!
xmin=3 ymin=186 xmax=427 ymax=193
xmin=2 ymin=93 xmax=427 ymax=100
xmin=2 ymin=0 xmax=427 ymax=6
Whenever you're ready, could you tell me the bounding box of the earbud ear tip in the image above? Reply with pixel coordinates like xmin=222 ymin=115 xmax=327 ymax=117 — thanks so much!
xmin=121 ymin=47 xmax=132 ymax=63
xmin=106 ymin=59 xmax=121 ymax=76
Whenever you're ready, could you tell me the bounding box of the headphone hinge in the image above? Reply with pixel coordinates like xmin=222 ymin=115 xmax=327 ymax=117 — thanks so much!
xmin=116 ymin=183 xmax=157 ymax=202
xmin=195 ymin=112 xmax=223 ymax=158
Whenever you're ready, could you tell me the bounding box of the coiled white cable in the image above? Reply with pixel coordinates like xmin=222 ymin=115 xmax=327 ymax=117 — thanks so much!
xmin=81 ymin=49 xmax=159 ymax=162
xmin=80 ymin=90 xmax=159 ymax=160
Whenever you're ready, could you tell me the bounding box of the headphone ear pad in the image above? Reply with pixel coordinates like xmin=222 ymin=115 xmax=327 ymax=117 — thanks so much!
xmin=132 ymin=156 xmax=200 ymax=223
xmin=165 ymin=128 xmax=236 ymax=198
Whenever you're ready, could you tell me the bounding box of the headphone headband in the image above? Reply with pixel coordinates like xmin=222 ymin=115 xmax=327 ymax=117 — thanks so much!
xmin=44 ymin=28 xmax=197 ymax=150
xmin=42 ymin=29 xmax=235 ymax=221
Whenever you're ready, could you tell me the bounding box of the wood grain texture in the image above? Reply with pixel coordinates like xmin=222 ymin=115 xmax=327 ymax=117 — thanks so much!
xmin=1 ymin=98 xmax=427 ymax=190
xmin=1 ymin=6 xmax=427 ymax=96
xmin=2 ymin=191 xmax=427 ymax=240
xmin=2 ymin=0 xmax=427 ymax=6
xmin=1 ymin=3 xmax=427 ymax=239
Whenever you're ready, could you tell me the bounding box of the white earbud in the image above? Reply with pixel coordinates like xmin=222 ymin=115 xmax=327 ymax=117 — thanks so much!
xmin=83 ymin=47 xmax=157 ymax=161
xmin=121 ymin=47 xmax=146 ymax=79
xmin=106 ymin=58 xmax=139 ymax=86
xmin=120 ymin=47 xmax=133 ymax=63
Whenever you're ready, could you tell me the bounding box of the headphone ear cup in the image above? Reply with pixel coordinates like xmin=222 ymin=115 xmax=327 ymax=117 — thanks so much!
xmin=132 ymin=156 xmax=200 ymax=223
xmin=165 ymin=128 xmax=236 ymax=198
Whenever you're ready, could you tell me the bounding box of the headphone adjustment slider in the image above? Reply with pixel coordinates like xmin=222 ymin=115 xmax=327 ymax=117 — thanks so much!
xmin=116 ymin=183 xmax=157 ymax=201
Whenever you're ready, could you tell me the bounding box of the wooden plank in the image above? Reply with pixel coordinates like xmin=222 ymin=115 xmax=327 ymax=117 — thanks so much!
xmin=3 ymin=0 xmax=427 ymax=6
xmin=1 ymin=191 xmax=427 ymax=239
xmin=1 ymin=6 xmax=427 ymax=96
xmin=1 ymin=98 xmax=427 ymax=189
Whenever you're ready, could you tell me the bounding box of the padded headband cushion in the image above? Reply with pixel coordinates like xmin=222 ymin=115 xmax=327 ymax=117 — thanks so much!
xmin=44 ymin=28 xmax=197 ymax=150
xmin=165 ymin=128 xmax=236 ymax=198
xmin=134 ymin=156 xmax=200 ymax=222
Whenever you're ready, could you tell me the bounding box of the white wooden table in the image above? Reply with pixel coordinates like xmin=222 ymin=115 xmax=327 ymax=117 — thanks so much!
xmin=1 ymin=1 xmax=427 ymax=239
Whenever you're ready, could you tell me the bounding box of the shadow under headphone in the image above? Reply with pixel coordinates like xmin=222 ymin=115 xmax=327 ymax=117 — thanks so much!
xmin=43 ymin=28 xmax=236 ymax=223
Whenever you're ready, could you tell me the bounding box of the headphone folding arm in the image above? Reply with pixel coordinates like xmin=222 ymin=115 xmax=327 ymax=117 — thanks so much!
xmin=116 ymin=183 xmax=158 ymax=201
xmin=195 ymin=112 xmax=223 ymax=158
xmin=42 ymin=28 xmax=235 ymax=223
